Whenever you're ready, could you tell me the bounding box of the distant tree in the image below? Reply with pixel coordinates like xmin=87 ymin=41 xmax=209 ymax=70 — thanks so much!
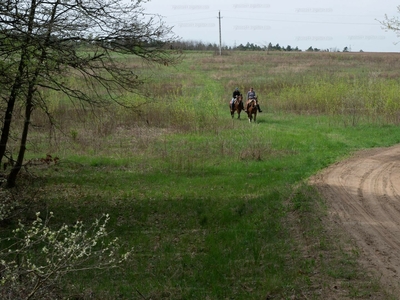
xmin=236 ymin=43 xmax=244 ymax=50
xmin=236 ymin=42 xmax=300 ymax=52
xmin=168 ymin=40 xmax=222 ymax=51
xmin=343 ymin=46 xmax=349 ymax=52
xmin=0 ymin=0 xmax=179 ymax=187
xmin=306 ymin=46 xmax=314 ymax=52
xmin=245 ymin=42 xmax=260 ymax=50
xmin=266 ymin=42 xmax=272 ymax=54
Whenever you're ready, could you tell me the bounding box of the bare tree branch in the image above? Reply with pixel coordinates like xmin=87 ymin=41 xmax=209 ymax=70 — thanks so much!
xmin=0 ymin=0 xmax=181 ymax=186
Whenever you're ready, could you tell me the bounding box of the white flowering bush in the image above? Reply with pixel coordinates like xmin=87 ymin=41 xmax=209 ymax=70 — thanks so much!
xmin=0 ymin=212 xmax=132 ymax=300
xmin=0 ymin=189 xmax=20 ymax=222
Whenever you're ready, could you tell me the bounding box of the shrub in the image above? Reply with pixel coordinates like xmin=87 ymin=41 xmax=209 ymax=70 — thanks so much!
xmin=0 ymin=212 xmax=132 ymax=300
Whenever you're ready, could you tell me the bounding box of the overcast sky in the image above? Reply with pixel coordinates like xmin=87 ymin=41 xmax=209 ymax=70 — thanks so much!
xmin=143 ymin=0 xmax=400 ymax=52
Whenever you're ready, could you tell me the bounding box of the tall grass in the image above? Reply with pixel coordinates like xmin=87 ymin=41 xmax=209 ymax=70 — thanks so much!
xmin=23 ymin=51 xmax=400 ymax=142
xmin=272 ymin=75 xmax=400 ymax=124
xmin=139 ymin=51 xmax=400 ymax=129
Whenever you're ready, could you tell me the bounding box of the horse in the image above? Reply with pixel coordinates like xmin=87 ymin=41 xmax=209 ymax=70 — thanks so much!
xmin=230 ymin=94 xmax=244 ymax=119
xmin=246 ymin=97 xmax=258 ymax=123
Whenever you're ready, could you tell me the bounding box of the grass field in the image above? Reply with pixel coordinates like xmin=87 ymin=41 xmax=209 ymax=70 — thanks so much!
xmin=3 ymin=50 xmax=400 ymax=299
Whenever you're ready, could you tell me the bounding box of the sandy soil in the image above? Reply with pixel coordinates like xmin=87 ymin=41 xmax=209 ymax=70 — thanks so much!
xmin=310 ymin=144 xmax=400 ymax=294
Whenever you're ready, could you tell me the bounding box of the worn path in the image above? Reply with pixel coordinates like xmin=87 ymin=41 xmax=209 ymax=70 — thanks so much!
xmin=310 ymin=144 xmax=400 ymax=293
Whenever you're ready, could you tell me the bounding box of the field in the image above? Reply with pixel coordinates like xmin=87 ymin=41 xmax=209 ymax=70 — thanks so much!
xmin=3 ymin=50 xmax=400 ymax=299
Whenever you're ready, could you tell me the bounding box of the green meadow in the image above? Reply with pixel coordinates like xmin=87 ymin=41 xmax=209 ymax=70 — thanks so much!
xmin=4 ymin=50 xmax=400 ymax=299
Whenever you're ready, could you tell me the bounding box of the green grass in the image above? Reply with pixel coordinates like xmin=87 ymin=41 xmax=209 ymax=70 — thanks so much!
xmin=3 ymin=51 xmax=400 ymax=299
xmin=23 ymin=112 xmax=398 ymax=299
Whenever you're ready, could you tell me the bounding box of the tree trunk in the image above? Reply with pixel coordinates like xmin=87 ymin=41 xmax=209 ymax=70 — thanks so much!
xmin=0 ymin=68 xmax=25 ymax=165
xmin=6 ymin=95 xmax=33 ymax=188
xmin=0 ymin=1 xmax=37 ymax=166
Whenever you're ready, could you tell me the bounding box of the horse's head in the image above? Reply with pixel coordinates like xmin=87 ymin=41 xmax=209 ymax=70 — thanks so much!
xmin=247 ymin=98 xmax=257 ymax=111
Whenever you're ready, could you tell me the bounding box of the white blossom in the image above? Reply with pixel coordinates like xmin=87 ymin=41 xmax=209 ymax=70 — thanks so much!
xmin=0 ymin=212 xmax=133 ymax=299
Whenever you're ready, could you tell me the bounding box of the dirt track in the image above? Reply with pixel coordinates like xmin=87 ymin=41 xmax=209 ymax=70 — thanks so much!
xmin=310 ymin=144 xmax=400 ymax=293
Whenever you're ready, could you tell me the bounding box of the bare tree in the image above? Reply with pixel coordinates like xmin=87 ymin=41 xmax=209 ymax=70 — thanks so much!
xmin=0 ymin=0 xmax=179 ymax=187
xmin=379 ymin=6 xmax=400 ymax=44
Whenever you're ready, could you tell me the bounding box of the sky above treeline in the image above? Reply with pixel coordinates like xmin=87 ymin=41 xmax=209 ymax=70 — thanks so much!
xmin=143 ymin=0 xmax=400 ymax=52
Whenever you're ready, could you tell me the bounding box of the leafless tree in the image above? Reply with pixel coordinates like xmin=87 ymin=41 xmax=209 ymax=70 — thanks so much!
xmin=0 ymin=0 xmax=179 ymax=187
xmin=379 ymin=6 xmax=400 ymax=44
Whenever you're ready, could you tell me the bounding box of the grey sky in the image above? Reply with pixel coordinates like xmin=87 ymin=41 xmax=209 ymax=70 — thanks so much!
xmin=143 ymin=0 xmax=399 ymax=52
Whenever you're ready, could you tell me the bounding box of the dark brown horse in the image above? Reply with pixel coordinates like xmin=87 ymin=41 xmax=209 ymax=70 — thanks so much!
xmin=230 ymin=94 xmax=244 ymax=119
xmin=246 ymin=97 xmax=257 ymax=123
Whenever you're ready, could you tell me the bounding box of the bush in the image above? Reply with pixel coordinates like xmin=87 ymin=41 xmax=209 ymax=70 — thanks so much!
xmin=0 ymin=212 xmax=132 ymax=300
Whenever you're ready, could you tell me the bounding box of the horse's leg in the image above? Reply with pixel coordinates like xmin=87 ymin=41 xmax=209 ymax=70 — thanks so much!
xmin=231 ymin=103 xmax=237 ymax=119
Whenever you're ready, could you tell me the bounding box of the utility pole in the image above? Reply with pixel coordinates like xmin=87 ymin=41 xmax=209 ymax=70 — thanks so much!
xmin=218 ymin=11 xmax=222 ymax=55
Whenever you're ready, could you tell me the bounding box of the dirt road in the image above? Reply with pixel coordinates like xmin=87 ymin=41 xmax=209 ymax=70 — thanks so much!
xmin=310 ymin=144 xmax=400 ymax=294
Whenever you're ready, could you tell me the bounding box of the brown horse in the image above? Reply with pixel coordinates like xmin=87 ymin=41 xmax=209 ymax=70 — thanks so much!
xmin=246 ymin=98 xmax=257 ymax=123
xmin=230 ymin=94 xmax=244 ymax=119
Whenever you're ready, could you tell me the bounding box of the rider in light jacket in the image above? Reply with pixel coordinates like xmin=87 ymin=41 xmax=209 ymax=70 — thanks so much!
xmin=246 ymin=87 xmax=262 ymax=112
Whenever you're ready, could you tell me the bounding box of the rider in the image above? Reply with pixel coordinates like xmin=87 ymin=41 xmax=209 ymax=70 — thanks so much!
xmin=246 ymin=87 xmax=262 ymax=112
xmin=231 ymin=87 xmax=241 ymax=110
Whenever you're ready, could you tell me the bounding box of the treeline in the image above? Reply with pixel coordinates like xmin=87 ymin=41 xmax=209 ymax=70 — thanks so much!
xmin=168 ymin=40 xmax=353 ymax=52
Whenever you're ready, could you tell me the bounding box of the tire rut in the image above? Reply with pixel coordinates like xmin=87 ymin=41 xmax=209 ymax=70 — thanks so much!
xmin=310 ymin=145 xmax=400 ymax=293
